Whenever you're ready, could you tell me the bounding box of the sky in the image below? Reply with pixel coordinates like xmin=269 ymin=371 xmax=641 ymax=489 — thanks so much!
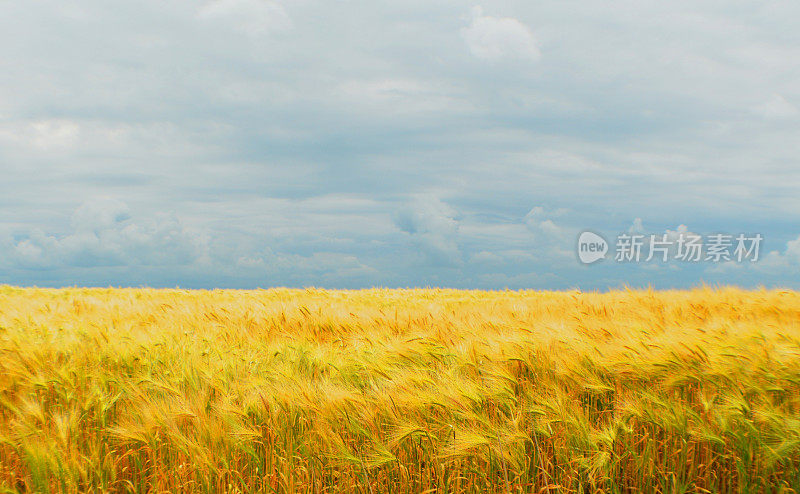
xmin=0 ymin=0 xmax=799 ymax=290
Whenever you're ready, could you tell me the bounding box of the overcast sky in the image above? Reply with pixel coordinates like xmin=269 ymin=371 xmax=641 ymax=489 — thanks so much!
xmin=1 ymin=0 xmax=799 ymax=289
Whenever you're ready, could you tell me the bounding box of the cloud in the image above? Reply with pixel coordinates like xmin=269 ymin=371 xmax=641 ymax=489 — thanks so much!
xmin=757 ymin=235 xmax=800 ymax=269
xmin=197 ymin=0 xmax=292 ymax=36
xmin=752 ymin=94 xmax=798 ymax=119
xmin=786 ymin=235 xmax=800 ymax=263
xmin=4 ymin=199 xmax=204 ymax=269
xmin=461 ymin=6 xmax=540 ymax=61
xmin=705 ymin=233 xmax=798 ymax=278
xmin=70 ymin=197 xmax=131 ymax=233
xmin=395 ymin=196 xmax=462 ymax=266
xmin=25 ymin=120 xmax=80 ymax=150
xmin=0 ymin=198 xmax=388 ymax=287
xmin=521 ymin=207 xmax=574 ymax=265
xmin=524 ymin=207 xmax=566 ymax=240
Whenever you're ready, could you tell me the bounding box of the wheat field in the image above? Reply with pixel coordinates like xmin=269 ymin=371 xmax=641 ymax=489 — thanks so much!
xmin=1 ymin=286 xmax=799 ymax=493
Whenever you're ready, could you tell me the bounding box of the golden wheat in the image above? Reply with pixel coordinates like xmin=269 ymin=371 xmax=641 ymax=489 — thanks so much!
xmin=1 ymin=286 xmax=799 ymax=492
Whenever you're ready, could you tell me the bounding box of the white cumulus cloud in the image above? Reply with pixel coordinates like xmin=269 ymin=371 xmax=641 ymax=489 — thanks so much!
xmin=6 ymin=199 xmax=205 ymax=269
xmin=461 ymin=6 xmax=540 ymax=61
xmin=395 ymin=196 xmax=462 ymax=266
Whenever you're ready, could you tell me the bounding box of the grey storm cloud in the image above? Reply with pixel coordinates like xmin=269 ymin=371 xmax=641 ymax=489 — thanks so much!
xmin=0 ymin=0 xmax=799 ymax=289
